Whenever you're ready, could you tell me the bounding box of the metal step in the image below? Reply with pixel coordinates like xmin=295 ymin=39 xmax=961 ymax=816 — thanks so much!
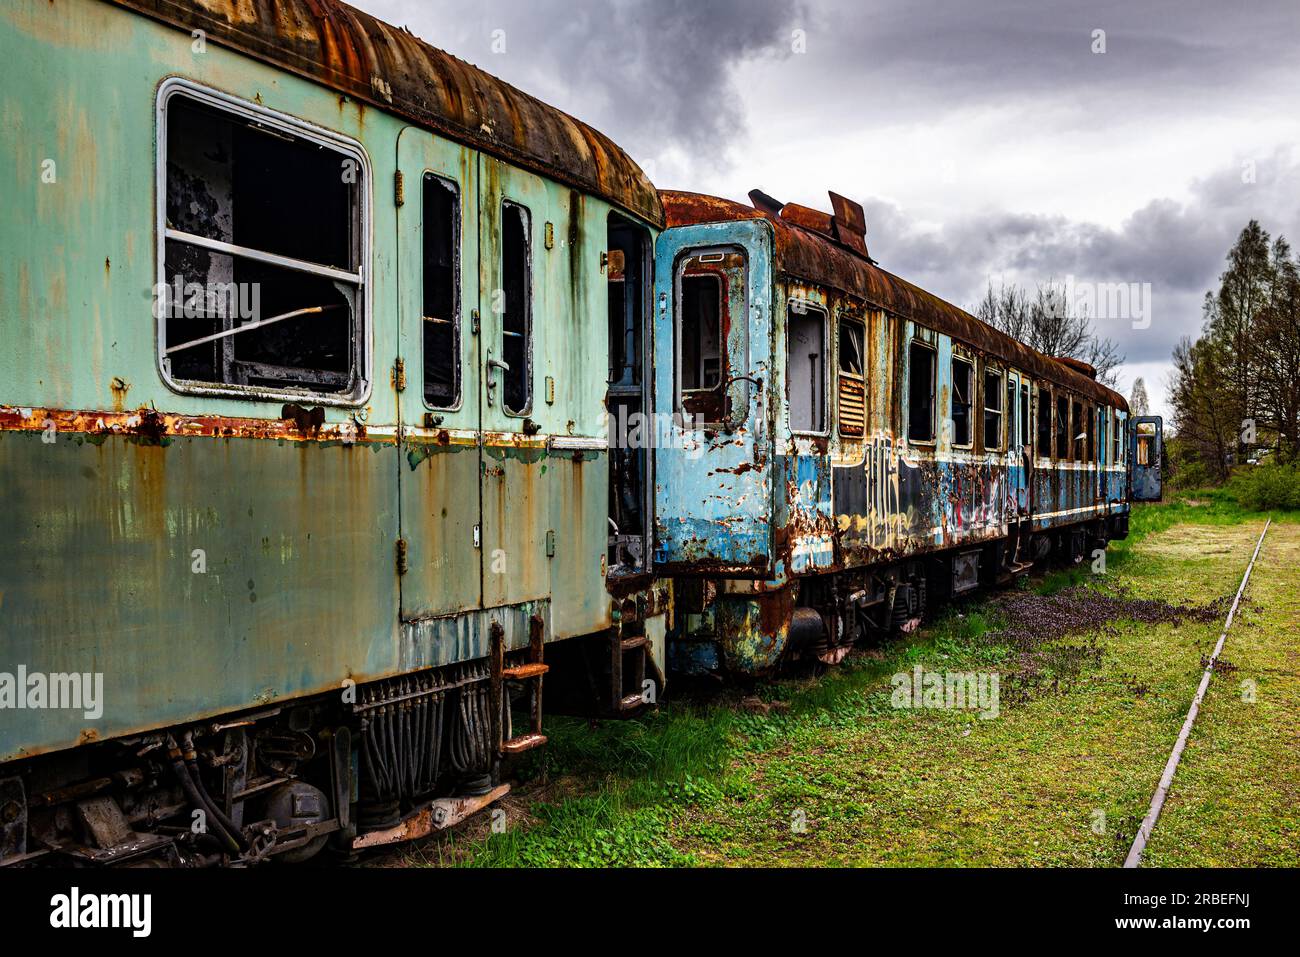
xmin=501 ymin=733 xmax=548 ymax=755
xmin=502 ymin=662 xmax=549 ymax=680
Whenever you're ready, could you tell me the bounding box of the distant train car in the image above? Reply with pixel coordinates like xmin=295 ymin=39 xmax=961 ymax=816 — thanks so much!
xmin=0 ymin=0 xmax=664 ymax=865
xmin=652 ymin=190 xmax=1141 ymax=676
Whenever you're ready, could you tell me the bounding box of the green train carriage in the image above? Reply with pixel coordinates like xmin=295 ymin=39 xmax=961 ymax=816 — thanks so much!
xmin=0 ymin=0 xmax=664 ymax=865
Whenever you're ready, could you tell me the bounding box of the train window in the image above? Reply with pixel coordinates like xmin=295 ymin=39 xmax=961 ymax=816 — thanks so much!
xmin=501 ymin=200 xmax=532 ymax=415
xmin=158 ymin=84 xmax=365 ymax=399
xmin=1055 ymin=394 xmax=1069 ymax=459
xmin=1099 ymin=411 xmax=1108 ymax=464
xmin=1006 ymin=378 xmax=1016 ymax=449
xmin=838 ymin=318 xmax=866 ymax=437
xmin=1114 ymin=412 xmax=1124 ymax=463
xmin=1083 ymin=404 xmax=1094 ymax=461
xmin=680 ymin=275 xmax=722 ymax=393
xmin=787 ymin=304 xmax=827 ymax=433
xmin=1037 ymin=388 xmax=1052 ymax=457
xmin=1021 ymin=385 xmax=1031 ymax=449
xmin=1072 ymin=400 xmax=1085 ymax=460
xmin=983 ymin=367 xmax=1003 ymax=451
xmin=423 ymin=174 xmax=460 ymax=408
xmin=677 ymin=247 xmax=746 ymax=425
xmin=907 ymin=341 xmax=936 ymax=443
xmin=951 ymin=356 xmax=973 ymax=446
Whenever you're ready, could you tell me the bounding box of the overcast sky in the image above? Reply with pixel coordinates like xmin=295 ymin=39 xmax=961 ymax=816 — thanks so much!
xmin=369 ymin=0 xmax=1300 ymax=420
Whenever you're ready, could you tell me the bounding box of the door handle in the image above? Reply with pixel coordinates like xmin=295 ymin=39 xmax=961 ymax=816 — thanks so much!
xmin=485 ymin=350 xmax=510 ymax=405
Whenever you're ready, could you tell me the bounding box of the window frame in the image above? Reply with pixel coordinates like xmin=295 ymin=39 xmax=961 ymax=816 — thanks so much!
xmin=837 ymin=314 xmax=867 ymax=438
xmin=421 ymin=171 xmax=462 ymax=412
xmin=673 ymin=245 xmax=748 ymax=429
xmin=983 ymin=364 xmax=1005 ymax=453
xmin=154 ymin=77 xmax=371 ymax=406
xmin=499 ymin=198 xmax=534 ymax=417
xmin=950 ymin=353 xmax=975 ymax=449
xmin=906 ymin=336 xmax=938 ymax=445
xmin=1037 ymin=385 xmax=1053 ymax=460
xmin=1020 ymin=383 xmax=1031 ymax=451
xmin=786 ymin=299 xmax=830 ymax=437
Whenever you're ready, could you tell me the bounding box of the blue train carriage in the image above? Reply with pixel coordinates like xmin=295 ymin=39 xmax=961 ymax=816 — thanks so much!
xmin=0 ymin=0 xmax=665 ymax=865
xmin=653 ymin=190 xmax=1139 ymax=677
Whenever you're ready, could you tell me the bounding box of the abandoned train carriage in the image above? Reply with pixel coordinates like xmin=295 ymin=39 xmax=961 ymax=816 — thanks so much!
xmin=654 ymin=190 xmax=1151 ymax=676
xmin=0 ymin=0 xmax=665 ymax=865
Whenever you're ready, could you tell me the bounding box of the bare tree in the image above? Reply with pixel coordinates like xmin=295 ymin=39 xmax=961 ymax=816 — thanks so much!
xmin=973 ymin=279 xmax=1124 ymax=387
xmin=1129 ymin=378 xmax=1149 ymax=416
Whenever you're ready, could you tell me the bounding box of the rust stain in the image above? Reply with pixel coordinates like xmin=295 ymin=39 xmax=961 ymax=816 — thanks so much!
xmin=661 ymin=190 xmax=1127 ymax=411
xmin=106 ymin=0 xmax=663 ymax=227
xmin=0 ymin=404 xmax=383 ymax=444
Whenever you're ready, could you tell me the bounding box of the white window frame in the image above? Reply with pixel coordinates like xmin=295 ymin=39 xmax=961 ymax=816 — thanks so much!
xmin=787 ymin=298 xmax=830 ymax=437
xmin=155 ymin=78 xmax=372 ymax=406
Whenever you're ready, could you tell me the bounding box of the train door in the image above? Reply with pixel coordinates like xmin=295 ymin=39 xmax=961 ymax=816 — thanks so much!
xmin=652 ymin=219 xmax=774 ymax=573
xmin=395 ymin=129 xmax=483 ymax=620
xmin=607 ymin=215 xmax=652 ymax=576
xmin=1131 ymin=415 xmax=1163 ymax=501
xmin=477 ymin=157 xmax=551 ymax=609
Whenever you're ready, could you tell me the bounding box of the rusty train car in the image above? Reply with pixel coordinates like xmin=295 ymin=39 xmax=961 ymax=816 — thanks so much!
xmin=0 ymin=0 xmax=665 ymax=866
xmin=0 ymin=0 xmax=1165 ymax=868
xmin=652 ymin=190 xmax=1163 ymax=676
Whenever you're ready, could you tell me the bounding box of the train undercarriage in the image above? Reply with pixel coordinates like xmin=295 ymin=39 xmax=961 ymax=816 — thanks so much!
xmin=669 ymin=513 xmax=1130 ymax=678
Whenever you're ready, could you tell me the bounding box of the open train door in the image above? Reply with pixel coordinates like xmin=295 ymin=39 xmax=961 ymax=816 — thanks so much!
xmin=652 ymin=220 xmax=774 ymax=575
xmin=1130 ymin=415 xmax=1163 ymax=502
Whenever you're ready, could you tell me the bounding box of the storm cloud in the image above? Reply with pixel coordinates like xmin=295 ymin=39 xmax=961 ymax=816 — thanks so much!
xmin=364 ymin=0 xmax=1300 ymax=416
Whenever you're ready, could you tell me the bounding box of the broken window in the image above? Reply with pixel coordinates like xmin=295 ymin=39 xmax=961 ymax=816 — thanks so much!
xmin=1072 ymin=400 xmax=1085 ymax=461
xmin=1006 ymin=378 xmax=1016 ymax=449
xmin=423 ymin=174 xmax=460 ymax=408
xmin=1037 ymin=387 xmax=1052 ymax=458
xmin=500 ymin=201 xmax=532 ymax=415
xmin=838 ymin=317 xmax=866 ymax=437
xmin=787 ymin=304 xmax=827 ymax=433
xmin=1114 ymin=412 xmax=1124 ymax=463
xmin=676 ymin=247 xmax=745 ymax=424
xmin=951 ymin=356 xmax=973 ymax=446
xmin=907 ymin=340 xmax=936 ymax=443
xmin=1083 ymin=404 xmax=1095 ymax=461
xmin=160 ymin=86 xmax=363 ymax=398
xmin=1021 ymin=385 xmax=1031 ymax=449
xmin=1136 ymin=420 xmax=1154 ymax=465
xmin=1055 ymin=394 xmax=1070 ymax=460
xmin=983 ymin=367 xmax=1003 ymax=451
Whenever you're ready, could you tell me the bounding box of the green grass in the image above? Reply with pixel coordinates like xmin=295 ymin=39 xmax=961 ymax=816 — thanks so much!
xmin=395 ymin=500 xmax=1300 ymax=868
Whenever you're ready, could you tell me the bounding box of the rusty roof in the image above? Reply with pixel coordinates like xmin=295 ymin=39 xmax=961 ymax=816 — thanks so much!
xmin=660 ymin=190 xmax=1126 ymax=409
xmin=112 ymin=0 xmax=662 ymax=226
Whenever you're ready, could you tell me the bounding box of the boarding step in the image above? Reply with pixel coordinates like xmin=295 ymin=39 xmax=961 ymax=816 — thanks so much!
xmin=501 ymin=732 xmax=548 ymax=755
xmin=617 ymin=692 xmax=647 ymax=712
xmin=489 ymin=614 xmax=548 ymax=758
xmin=502 ymin=662 xmax=549 ymax=680
xmin=607 ymin=624 xmax=649 ymax=716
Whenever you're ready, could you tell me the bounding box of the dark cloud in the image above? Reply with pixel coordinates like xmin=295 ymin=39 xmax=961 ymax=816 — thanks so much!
xmin=381 ymin=0 xmax=807 ymax=162
xmin=861 ymin=147 xmax=1300 ymax=363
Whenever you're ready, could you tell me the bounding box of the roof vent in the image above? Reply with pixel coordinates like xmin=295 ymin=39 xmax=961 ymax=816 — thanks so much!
xmin=828 ymin=192 xmax=869 ymax=259
xmin=747 ymin=189 xmax=785 ymax=215
xmin=1056 ymin=356 xmax=1098 ymax=379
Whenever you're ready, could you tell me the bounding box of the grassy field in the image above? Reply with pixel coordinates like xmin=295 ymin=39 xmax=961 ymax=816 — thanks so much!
xmin=382 ymin=492 xmax=1299 ymax=868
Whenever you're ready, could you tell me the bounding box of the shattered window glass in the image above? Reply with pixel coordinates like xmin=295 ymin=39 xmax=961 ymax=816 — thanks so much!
xmin=423 ymin=174 xmax=460 ymax=408
xmin=161 ymin=91 xmax=363 ymax=397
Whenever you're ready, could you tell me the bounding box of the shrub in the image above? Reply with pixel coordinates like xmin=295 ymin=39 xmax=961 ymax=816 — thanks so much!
xmin=1226 ymin=462 xmax=1300 ymax=511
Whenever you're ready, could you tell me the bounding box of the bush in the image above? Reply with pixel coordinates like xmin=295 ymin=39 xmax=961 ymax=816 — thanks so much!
xmin=1226 ymin=463 xmax=1300 ymax=511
